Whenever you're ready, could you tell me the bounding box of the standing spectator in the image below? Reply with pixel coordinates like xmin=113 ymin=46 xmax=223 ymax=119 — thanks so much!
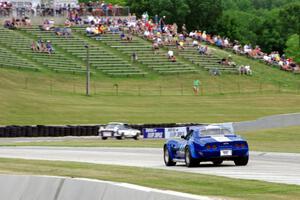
xmin=132 ymin=52 xmax=138 ymax=62
xmin=193 ymin=79 xmax=200 ymax=95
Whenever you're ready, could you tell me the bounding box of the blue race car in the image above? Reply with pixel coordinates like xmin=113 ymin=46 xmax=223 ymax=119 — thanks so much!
xmin=163 ymin=125 xmax=249 ymax=167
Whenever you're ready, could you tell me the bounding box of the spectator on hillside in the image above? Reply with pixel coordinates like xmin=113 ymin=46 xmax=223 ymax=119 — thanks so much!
xmin=3 ymin=20 xmax=16 ymax=29
xmin=152 ymin=42 xmax=159 ymax=54
xmin=54 ymin=27 xmax=72 ymax=37
xmin=198 ymin=45 xmax=208 ymax=55
xmin=239 ymin=65 xmax=252 ymax=75
xmin=170 ymin=55 xmax=176 ymax=62
xmin=192 ymin=39 xmax=198 ymax=47
xmin=132 ymin=52 xmax=138 ymax=62
xmin=167 ymin=49 xmax=174 ymax=59
xmin=46 ymin=40 xmax=54 ymax=54
xmin=120 ymin=32 xmax=126 ymax=40
xmin=40 ymin=19 xmax=54 ymax=31
xmin=193 ymin=79 xmax=200 ymax=95
xmin=126 ymin=32 xmax=133 ymax=41
xmin=31 ymin=41 xmax=37 ymax=51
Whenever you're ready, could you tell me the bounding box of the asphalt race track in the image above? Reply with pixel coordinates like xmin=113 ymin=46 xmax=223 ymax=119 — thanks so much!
xmin=0 ymin=147 xmax=299 ymax=185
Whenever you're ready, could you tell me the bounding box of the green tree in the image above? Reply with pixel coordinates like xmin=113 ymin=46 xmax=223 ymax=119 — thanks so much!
xmin=279 ymin=3 xmax=300 ymax=37
xmin=150 ymin=0 xmax=190 ymax=26
xmin=126 ymin=0 xmax=153 ymax=16
xmin=285 ymin=34 xmax=300 ymax=63
xmin=185 ymin=0 xmax=222 ymax=32
xmin=217 ymin=10 xmax=261 ymax=45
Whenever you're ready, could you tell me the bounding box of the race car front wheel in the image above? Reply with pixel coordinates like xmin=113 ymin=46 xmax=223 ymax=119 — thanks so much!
xmin=164 ymin=146 xmax=176 ymax=166
xmin=185 ymin=147 xmax=198 ymax=167
xmin=234 ymin=156 xmax=249 ymax=166
xmin=133 ymin=133 xmax=140 ymax=140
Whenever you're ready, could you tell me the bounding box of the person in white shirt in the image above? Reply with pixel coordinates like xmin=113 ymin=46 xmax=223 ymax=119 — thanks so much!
xmin=167 ymin=49 xmax=174 ymax=58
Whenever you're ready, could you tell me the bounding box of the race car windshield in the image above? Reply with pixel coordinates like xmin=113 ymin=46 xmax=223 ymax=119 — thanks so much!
xmin=200 ymin=128 xmax=232 ymax=136
xmin=106 ymin=124 xmax=122 ymax=129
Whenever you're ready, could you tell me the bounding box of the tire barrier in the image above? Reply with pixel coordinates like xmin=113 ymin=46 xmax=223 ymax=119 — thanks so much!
xmin=0 ymin=125 xmax=100 ymax=137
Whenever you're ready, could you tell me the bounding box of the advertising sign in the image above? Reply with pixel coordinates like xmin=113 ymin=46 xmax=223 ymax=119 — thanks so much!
xmin=164 ymin=127 xmax=187 ymax=139
xmin=143 ymin=128 xmax=165 ymax=139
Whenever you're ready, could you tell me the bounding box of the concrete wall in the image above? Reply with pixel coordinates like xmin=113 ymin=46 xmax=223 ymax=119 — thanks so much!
xmin=233 ymin=113 xmax=300 ymax=132
xmin=0 ymin=175 xmax=218 ymax=200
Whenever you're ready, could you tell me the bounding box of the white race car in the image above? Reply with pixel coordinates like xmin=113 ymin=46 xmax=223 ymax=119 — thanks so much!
xmin=98 ymin=122 xmax=141 ymax=140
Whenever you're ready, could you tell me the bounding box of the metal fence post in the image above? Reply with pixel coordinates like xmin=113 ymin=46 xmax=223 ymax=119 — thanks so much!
xmin=181 ymin=84 xmax=183 ymax=96
xmin=159 ymin=86 xmax=162 ymax=96
xmin=138 ymin=86 xmax=141 ymax=96
xmin=114 ymin=84 xmax=119 ymax=96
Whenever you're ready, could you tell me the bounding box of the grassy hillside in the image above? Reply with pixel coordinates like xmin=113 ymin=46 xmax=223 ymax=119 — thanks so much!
xmin=1 ymin=68 xmax=300 ymax=125
xmin=0 ymin=26 xmax=300 ymax=125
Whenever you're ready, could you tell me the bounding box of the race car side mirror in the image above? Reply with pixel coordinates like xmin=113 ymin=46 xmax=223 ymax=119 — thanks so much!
xmin=181 ymin=135 xmax=185 ymax=139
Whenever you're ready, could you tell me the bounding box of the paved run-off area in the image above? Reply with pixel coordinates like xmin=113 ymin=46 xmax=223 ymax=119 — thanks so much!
xmin=0 ymin=147 xmax=299 ymax=185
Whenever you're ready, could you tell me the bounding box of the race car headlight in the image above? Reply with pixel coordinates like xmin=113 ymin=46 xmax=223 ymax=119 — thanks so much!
xmin=206 ymin=145 xmax=211 ymax=150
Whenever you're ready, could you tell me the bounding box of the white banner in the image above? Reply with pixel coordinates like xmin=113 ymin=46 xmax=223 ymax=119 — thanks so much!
xmin=164 ymin=127 xmax=187 ymax=139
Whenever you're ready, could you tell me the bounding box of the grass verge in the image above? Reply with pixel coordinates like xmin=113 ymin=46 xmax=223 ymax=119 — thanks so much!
xmin=0 ymin=139 xmax=165 ymax=148
xmin=0 ymin=158 xmax=299 ymax=200
xmin=239 ymin=126 xmax=300 ymax=153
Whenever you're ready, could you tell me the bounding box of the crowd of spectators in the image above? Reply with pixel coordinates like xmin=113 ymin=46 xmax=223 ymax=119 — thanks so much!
xmin=2 ymin=6 xmax=296 ymax=75
xmin=0 ymin=1 xmax=12 ymax=16
xmin=84 ymin=16 xmax=134 ymax=36
xmin=187 ymin=30 xmax=299 ymax=73
xmin=0 ymin=1 xmax=128 ymax=17
xmin=3 ymin=16 xmax=31 ymax=29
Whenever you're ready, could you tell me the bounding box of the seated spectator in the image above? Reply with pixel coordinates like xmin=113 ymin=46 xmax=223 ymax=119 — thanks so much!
xmin=20 ymin=17 xmax=31 ymax=27
xmin=243 ymin=44 xmax=252 ymax=55
xmin=54 ymin=27 xmax=71 ymax=37
xmin=233 ymin=44 xmax=241 ymax=54
xmin=210 ymin=68 xmax=221 ymax=76
xmin=3 ymin=20 xmax=16 ymax=29
xmin=109 ymin=24 xmax=119 ymax=34
xmin=170 ymin=55 xmax=176 ymax=62
xmin=220 ymin=57 xmax=229 ymax=65
xmin=86 ymin=26 xmax=92 ymax=35
xmin=198 ymin=45 xmax=208 ymax=55
xmin=245 ymin=65 xmax=252 ymax=75
xmin=192 ymin=40 xmax=198 ymax=47
xmin=152 ymin=42 xmax=159 ymax=54
xmin=215 ymin=37 xmax=223 ymax=48
xmin=64 ymin=19 xmax=72 ymax=27
xmin=46 ymin=40 xmax=54 ymax=54
xmin=36 ymin=39 xmax=42 ymax=52
xmin=31 ymin=41 xmax=37 ymax=51
xmin=40 ymin=19 xmax=54 ymax=31
xmin=40 ymin=40 xmax=47 ymax=52
xmin=126 ymin=32 xmax=133 ymax=41
xmin=179 ymin=41 xmax=185 ymax=50
xmin=120 ymin=32 xmax=126 ymax=40
xmin=167 ymin=49 xmax=174 ymax=59
xmin=239 ymin=65 xmax=252 ymax=75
